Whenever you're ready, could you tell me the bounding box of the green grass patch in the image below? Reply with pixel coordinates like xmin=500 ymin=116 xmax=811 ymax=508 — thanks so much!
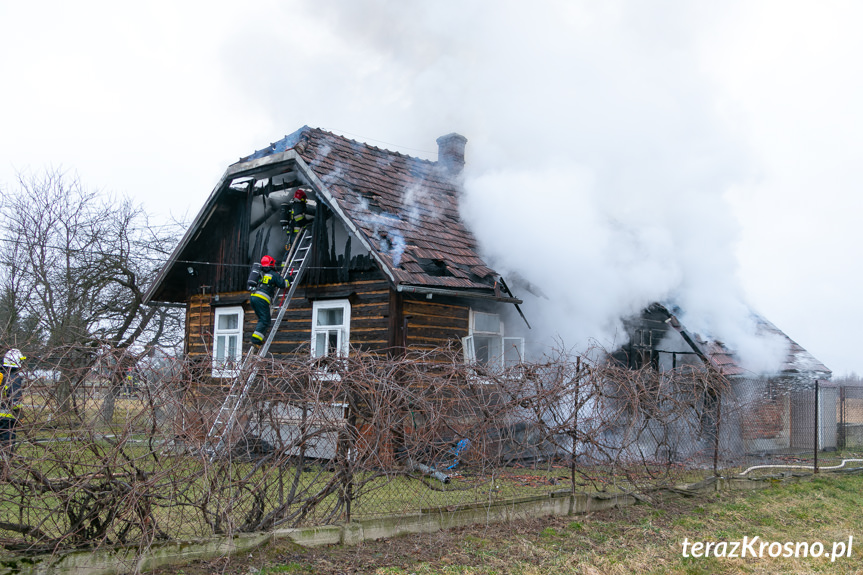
xmin=161 ymin=471 xmax=863 ymax=575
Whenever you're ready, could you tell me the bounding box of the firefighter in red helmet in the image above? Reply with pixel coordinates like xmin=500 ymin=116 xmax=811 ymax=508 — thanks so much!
xmin=280 ymin=188 xmax=314 ymax=249
xmin=248 ymin=255 xmax=287 ymax=347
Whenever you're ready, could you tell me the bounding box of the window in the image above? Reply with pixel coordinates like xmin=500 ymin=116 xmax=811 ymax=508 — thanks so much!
xmin=213 ymin=306 xmax=243 ymax=377
xmin=311 ymin=300 xmax=351 ymax=358
xmin=462 ymin=310 xmax=524 ymax=371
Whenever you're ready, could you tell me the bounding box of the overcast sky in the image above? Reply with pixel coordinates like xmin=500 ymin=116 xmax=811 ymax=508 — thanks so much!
xmin=1 ymin=1 xmax=861 ymax=375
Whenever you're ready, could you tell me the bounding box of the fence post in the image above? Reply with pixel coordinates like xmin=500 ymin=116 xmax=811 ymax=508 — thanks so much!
xmin=713 ymin=387 xmax=721 ymax=476
xmin=343 ymin=404 xmax=358 ymax=522
xmin=570 ymin=358 xmax=581 ymax=496
xmin=839 ymin=385 xmax=846 ymax=450
xmin=814 ymin=379 xmax=819 ymax=474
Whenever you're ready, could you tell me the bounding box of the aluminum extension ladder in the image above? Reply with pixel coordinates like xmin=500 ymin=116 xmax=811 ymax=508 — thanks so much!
xmin=203 ymin=228 xmax=314 ymax=459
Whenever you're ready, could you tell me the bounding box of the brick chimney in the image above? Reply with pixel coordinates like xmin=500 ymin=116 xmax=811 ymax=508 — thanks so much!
xmin=436 ymin=133 xmax=467 ymax=174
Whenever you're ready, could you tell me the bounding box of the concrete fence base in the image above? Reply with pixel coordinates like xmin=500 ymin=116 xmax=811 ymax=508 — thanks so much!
xmin=0 ymin=473 xmax=814 ymax=575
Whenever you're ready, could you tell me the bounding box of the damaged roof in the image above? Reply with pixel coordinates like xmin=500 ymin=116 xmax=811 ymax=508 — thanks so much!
xmin=659 ymin=304 xmax=831 ymax=378
xmin=240 ymin=126 xmax=505 ymax=294
xmin=145 ymin=126 xmax=516 ymax=304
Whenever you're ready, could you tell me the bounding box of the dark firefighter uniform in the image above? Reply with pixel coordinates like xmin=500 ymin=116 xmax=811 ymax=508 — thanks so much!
xmin=281 ymin=188 xmax=314 ymax=249
xmin=250 ymin=257 xmax=288 ymax=346
xmin=0 ymin=350 xmax=25 ymax=453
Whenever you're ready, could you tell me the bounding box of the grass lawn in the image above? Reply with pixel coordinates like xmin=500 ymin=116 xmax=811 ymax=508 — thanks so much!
xmin=150 ymin=470 xmax=863 ymax=575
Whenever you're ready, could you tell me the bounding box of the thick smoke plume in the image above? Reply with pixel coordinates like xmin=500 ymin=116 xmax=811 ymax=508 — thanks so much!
xmin=460 ymin=164 xmax=788 ymax=374
xmin=255 ymin=1 xmax=792 ymax=373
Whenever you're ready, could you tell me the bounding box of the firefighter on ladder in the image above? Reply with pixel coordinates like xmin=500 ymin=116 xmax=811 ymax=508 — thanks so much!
xmin=248 ymin=255 xmax=287 ymax=347
xmin=280 ymin=188 xmax=314 ymax=250
xmin=0 ymin=349 xmax=25 ymax=457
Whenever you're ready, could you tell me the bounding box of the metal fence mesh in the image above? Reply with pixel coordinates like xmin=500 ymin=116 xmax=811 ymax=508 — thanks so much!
xmin=0 ymin=345 xmax=855 ymax=559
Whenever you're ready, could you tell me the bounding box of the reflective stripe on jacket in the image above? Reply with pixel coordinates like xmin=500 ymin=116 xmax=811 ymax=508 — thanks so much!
xmin=251 ymin=270 xmax=287 ymax=304
xmin=1 ymin=369 xmax=23 ymax=417
xmin=251 ymin=291 xmax=272 ymax=305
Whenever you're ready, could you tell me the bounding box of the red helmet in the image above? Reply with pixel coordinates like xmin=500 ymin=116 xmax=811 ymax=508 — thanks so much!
xmin=294 ymin=188 xmax=307 ymax=201
xmin=260 ymin=255 xmax=276 ymax=268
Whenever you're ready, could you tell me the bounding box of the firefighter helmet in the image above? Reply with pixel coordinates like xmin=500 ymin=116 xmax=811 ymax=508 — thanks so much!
xmin=3 ymin=349 xmax=26 ymax=368
xmin=294 ymin=188 xmax=307 ymax=201
xmin=260 ymin=255 xmax=276 ymax=269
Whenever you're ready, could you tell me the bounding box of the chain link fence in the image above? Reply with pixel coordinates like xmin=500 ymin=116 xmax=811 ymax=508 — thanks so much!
xmin=0 ymin=345 xmax=852 ymax=558
xmin=839 ymin=384 xmax=863 ymax=450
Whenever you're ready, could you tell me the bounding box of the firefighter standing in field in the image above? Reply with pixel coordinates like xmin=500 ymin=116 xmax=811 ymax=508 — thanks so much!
xmin=0 ymin=349 xmax=25 ymax=455
xmin=249 ymin=255 xmax=287 ymax=347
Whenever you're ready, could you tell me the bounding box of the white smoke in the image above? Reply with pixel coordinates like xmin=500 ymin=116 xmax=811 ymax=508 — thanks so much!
xmin=460 ymin=160 xmax=788 ymax=374
xmin=401 ymin=182 xmax=442 ymax=226
xmin=353 ymin=196 xmax=408 ymax=267
xmin=221 ymin=1 xmax=796 ymax=373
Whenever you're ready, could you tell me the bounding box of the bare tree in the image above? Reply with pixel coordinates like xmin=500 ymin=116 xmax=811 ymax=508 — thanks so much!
xmin=0 ymin=168 xmax=185 ymax=420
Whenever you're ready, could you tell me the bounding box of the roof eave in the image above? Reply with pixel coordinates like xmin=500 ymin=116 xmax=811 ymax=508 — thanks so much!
xmin=396 ymin=284 xmax=523 ymax=304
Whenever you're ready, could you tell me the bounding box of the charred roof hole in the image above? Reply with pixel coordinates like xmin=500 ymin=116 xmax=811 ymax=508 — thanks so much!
xmin=419 ymin=258 xmax=453 ymax=277
xmin=362 ymin=190 xmax=383 ymax=214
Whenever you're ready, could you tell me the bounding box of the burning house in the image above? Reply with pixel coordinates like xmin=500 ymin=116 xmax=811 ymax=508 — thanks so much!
xmin=144 ymin=126 xmax=831 ymax=462
xmin=144 ymin=126 xmax=528 ymax=372
xmin=143 ymin=127 xmax=531 ymax=456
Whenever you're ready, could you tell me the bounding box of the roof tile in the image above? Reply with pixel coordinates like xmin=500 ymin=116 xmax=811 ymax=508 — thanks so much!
xmin=239 ymin=127 xmax=503 ymax=296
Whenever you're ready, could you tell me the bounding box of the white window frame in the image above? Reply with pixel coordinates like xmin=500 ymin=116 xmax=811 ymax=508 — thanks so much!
xmin=212 ymin=305 xmax=244 ymax=378
xmin=462 ymin=309 xmax=525 ymax=373
xmin=311 ymin=299 xmax=351 ymax=359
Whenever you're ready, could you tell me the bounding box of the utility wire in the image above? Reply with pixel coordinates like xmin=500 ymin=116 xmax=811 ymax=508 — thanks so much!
xmin=0 ymin=236 xmax=361 ymax=271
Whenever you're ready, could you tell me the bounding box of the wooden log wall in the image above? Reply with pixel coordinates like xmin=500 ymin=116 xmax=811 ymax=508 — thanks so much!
xmin=185 ymin=293 xmax=216 ymax=359
xmin=184 ymin=271 xmax=396 ymax=361
xmin=186 ymin=284 xmax=474 ymax=364
xmin=402 ymin=295 xmax=470 ymax=361
xmin=269 ymin=273 xmax=392 ymax=357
